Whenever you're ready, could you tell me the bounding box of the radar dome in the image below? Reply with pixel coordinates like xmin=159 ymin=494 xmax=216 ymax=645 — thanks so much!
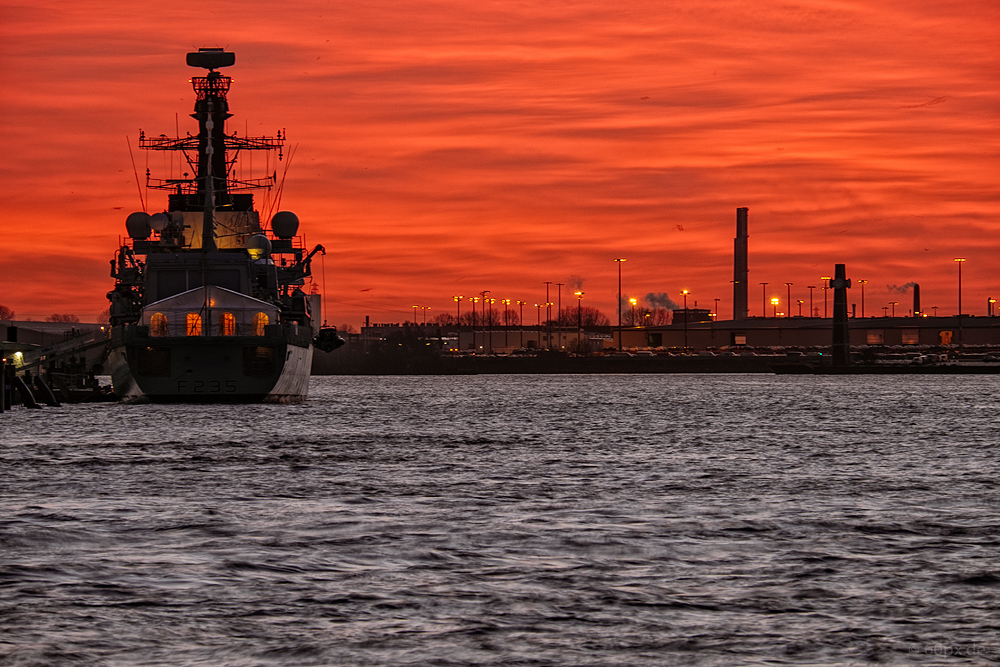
xmin=149 ymin=212 xmax=170 ymax=232
xmin=271 ymin=211 xmax=299 ymax=239
xmin=245 ymin=234 xmax=272 ymax=260
xmin=126 ymin=212 xmax=151 ymax=240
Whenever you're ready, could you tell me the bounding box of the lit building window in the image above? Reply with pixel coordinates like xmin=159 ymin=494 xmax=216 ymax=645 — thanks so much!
xmin=186 ymin=312 xmax=202 ymax=336
xmin=219 ymin=312 xmax=236 ymax=336
xmin=150 ymin=312 xmax=168 ymax=337
xmin=252 ymin=312 xmax=269 ymax=336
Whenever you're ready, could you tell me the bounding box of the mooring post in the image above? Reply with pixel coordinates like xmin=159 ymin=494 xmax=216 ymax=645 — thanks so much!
xmin=831 ymin=264 xmax=852 ymax=366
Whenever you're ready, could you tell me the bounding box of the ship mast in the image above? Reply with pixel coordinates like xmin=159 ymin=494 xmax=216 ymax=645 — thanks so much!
xmin=187 ymin=49 xmax=234 ymax=252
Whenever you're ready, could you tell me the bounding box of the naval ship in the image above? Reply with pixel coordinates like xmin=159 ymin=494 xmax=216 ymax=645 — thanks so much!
xmin=106 ymin=48 xmax=342 ymax=402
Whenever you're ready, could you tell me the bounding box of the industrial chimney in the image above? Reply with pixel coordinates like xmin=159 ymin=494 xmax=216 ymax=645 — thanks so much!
xmin=913 ymin=283 xmax=921 ymax=317
xmin=733 ymin=208 xmax=749 ymax=320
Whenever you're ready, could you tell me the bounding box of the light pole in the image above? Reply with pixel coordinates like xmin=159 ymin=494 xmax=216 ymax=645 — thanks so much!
xmin=412 ymin=305 xmax=419 ymax=323
xmin=771 ymin=296 xmax=779 ymax=318
xmin=784 ymin=283 xmax=793 ymax=318
xmin=614 ymin=258 xmax=626 ymax=349
xmin=517 ymin=300 xmax=526 ymax=347
xmin=501 ymin=298 xmax=511 ymax=347
xmin=629 ymin=297 xmax=637 ymax=326
xmin=453 ymin=295 xmax=463 ymax=326
xmin=955 ymin=258 xmax=965 ymax=347
xmin=575 ymin=291 xmax=584 ymax=350
xmin=470 ymin=296 xmax=479 ymax=347
xmin=759 ymin=282 xmax=768 ymax=318
xmin=821 ymin=276 xmax=832 ymax=318
xmin=932 ymin=306 xmax=938 ymax=317
xmin=989 ymin=298 xmax=996 ymax=317
xmin=681 ymin=290 xmax=690 ymax=351
xmin=857 ymin=280 xmax=867 ymax=318
xmin=422 ymin=306 xmax=429 ymax=325
xmin=534 ymin=302 xmax=541 ymax=347
xmin=714 ymin=298 xmax=720 ymax=320
xmin=807 ymin=285 xmax=816 ymax=317
xmin=889 ymin=301 xmax=898 ymax=317
xmin=555 ymin=282 xmax=564 ymax=325
xmin=797 ymin=299 xmax=804 ymax=317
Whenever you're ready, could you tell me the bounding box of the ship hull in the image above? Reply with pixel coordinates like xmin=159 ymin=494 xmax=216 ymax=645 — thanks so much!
xmin=107 ymin=324 xmax=313 ymax=403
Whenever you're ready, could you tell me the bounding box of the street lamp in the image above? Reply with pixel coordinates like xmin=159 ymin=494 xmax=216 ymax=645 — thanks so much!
xmin=422 ymin=306 xmax=430 ymax=325
xmin=759 ymin=282 xmax=768 ymax=318
xmin=770 ymin=296 xmax=779 ymax=318
xmin=889 ymin=301 xmax=898 ymax=317
xmin=821 ymin=276 xmax=832 ymax=318
xmin=807 ymin=285 xmax=816 ymax=317
xmin=797 ymin=299 xmax=804 ymax=317
xmin=629 ymin=297 xmax=637 ymax=326
xmin=681 ymin=290 xmax=690 ymax=351
xmin=575 ymin=291 xmax=584 ymax=349
xmin=501 ymin=298 xmax=511 ymax=347
xmin=714 ymin=298 xmax=720 ymax=320
xmin=412 ymin=305 xmax=419 ymax=323
xmin=857 ymin=280 xmax=868 ymax=318
xmin=954 ymin=258 xmax=966 ymax=347
xmin=517 ymin=300 xmax=526 ymax=347
xmin=453 ymin=295 xmax=463 ymax=326
xmin=614 ymin=258 xmax=626 ymax=349
xmin=784 ymin=283 xmax=793 ymax=318
xmin=989 ymin=298 xmax=997 ymax=317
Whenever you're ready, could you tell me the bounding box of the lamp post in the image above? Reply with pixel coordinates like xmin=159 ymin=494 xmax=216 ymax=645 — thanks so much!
xmin=422 ymin=306 xmax=429 ymax=325
xmin=882 ymin=305 xmax=888 ymax=317
xmin=517 ymin=300 xmax=526 ymax=347
xmin=784 ymin=283 xmax=793 ymax=318
xmin=614 ymin=258 xmax=626 ymax=349
xmin=714 ymin=298 xmax=720 ymax=320
xmin=759 ymin=282 xmax=768 ymax=318
xmin=889 ymin=301 xmax=898 ymax=317
xmin=534 ymin=303 xmax=541 ymax=347
xmin=681 ymin=290 xmax=690 ymax=351
xmin=954 ymin=258 xmax=965 ymax=347
xmin=821 ymin=276 xmax=832 ymax=318
xmin=453 ymin=295 xmax=463 ymax=326
xmin=797 ymin=299 xmax=804 ymax=317
xmin=411 ymin=305 xmax=419 ymax=323
xmin=989 ymin=298 xmax=996 ymax=317
xmin=770 ymin=296 xmax=779 ymax=318
xmin=629 ymin=297 xmax=637 ymax=326
xmin=857 ymin=280 xmax=868 ymax=318
xmin=932 ymin=306 xmax=938 ymax=317
xmin=470 ymin=296 xmax=479 ymax=348
xmin=575 ymin=291 xmax=584 ymax=350
xmin=807 ymin=285 xmax=816 ymax=317
xmin=555 ymin=283 xmax=564 ymax=325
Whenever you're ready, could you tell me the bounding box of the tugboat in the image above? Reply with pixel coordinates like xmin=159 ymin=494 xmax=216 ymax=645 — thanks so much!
xmin=106 ymin=48 xmax=343 ymax=403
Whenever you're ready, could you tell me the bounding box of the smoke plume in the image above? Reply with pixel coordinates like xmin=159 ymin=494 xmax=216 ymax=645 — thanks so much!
xmin=887 ymin=282 xmax=917 ymax=294
xmin=645 ymin=292 xmax=680 ymax=310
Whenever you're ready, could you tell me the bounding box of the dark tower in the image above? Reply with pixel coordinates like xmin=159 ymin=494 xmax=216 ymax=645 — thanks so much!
xmin=733 ymin=207 xmax=749 ymax=320
xmin=831 ymin=264 xmax=852 ymax=366
xmin=913 ymin=283 xmax=921 ymax=316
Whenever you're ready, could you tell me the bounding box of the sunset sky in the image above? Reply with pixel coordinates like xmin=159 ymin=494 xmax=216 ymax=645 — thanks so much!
xmin=1 ymin=0 xmax=997 ymax=327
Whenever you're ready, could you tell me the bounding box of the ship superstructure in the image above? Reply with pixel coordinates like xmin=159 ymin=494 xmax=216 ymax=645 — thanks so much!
xmin=106 ymin=48 xmax=342 ymax=402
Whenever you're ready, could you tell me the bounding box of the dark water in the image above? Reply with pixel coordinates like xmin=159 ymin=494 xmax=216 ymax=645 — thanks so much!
xmin=2 ymin=375 xmax=999 ymax=666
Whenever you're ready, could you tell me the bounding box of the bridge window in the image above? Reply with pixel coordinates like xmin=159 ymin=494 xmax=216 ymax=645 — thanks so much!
xmin=186 ymin=312 xmax=202 ymax=336
xmin=219 ymin=312 xmax=236 ymax=336
xmin=252 ymin=312 xmax=269 ymax=336
xmin=150 ymin=312 xmax=168 ymax=337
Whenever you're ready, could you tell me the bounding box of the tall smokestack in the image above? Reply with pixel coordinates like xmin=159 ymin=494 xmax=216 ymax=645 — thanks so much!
xmin=913 ymin=283 xmax=920 ymax=316
xmin=733 ymin=207 xmax=749 ymax=320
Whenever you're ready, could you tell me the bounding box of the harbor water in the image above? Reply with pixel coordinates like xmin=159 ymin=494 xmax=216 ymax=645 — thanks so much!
xmin=2 ymin=375 xmax=999 ymax=665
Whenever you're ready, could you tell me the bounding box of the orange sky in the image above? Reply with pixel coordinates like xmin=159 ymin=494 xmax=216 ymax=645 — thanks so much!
xmin=1 ymin=0 xmax=997 ymax=327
